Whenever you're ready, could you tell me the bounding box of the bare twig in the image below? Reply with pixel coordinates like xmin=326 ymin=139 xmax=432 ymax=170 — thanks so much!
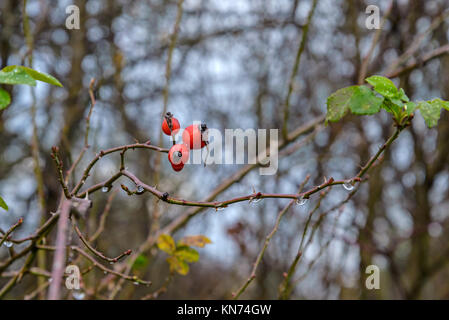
xmin=51 ymin=146 xmax=71 ymax=199
xmin=386 ymin=10 xmax=449 ymax=75
xmin=232 ymin=175 xmax=310 ymax=299
xmin=48 ymin=199 xmax=71 ymax=300
xmin=358 ymin=0 xmax=393 ymax=84
xmin=71 ymin=217 xmax=131 ymax=264
xmin=71 ymin=142 xmax=168 ymax=196
xmin=89 ymin=189 xmax=118 ymax=242
xmin=72 ymin=246 xmax=151 ymax=286
xmin=65 ymin=78 xmax=98 ymax=185
xmin=0 ymin=218 xmax=23 ymax=248
xmin=386 ymin=44 xmax=449 ymax=78
xmin=282 ymin=0 xmax=319 ymax=139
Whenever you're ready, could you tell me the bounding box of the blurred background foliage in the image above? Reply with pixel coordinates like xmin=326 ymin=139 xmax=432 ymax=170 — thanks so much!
xmin=1 ymin=0 xmax=449 ymax=299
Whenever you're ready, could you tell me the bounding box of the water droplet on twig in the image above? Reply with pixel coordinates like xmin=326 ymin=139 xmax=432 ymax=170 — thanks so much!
xmin=249 ymin=198 xmax=263 ymax=206
xmin=295 ymin=197 xmax=308 ymax=206
xmin=73 ymin=290 xmax=85 ymax=300
xmin=343 ymin=180 xmax=354 ymax=191
xmin=3 ymin=241 xmax=13 ymax=248
xmin=102 ymin=186 xmax=110 ymax=193
xmin=137 ymin=185 xmax=144 ymax=193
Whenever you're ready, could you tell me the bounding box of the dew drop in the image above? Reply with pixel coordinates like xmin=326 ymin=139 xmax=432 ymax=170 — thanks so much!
xmin=215 ymin=206 xmax=225 ymax=212
xmin=102 ymin=186 xmax=110 ymax=193
xmin=73 ymin=290 xmax=85 ymax=300
xmin=3 ymin=241 xmax=13 ymax=248
xmin=249 ymin=198 xmax=263 ymax=206
xmin=133 ymin=281 xmax=139 ymax=286
xmin=296 ymin=197 xmax=308 ymax=206
xmin=343 ymin=180 xmax=355 ymax=191
xmin=137 ymin=185 xmax=144 ymax=193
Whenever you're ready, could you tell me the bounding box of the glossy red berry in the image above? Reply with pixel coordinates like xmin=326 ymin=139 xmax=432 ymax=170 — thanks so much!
xmin=182 ymin=123 xmax=208 ymax=149
xmin=162 ymin=112 xmax=180 ymax=136
xmin=171 ymin=162 xmax=184 ymax=172
xmin=168 ymin=144 xmax=189 ymax=169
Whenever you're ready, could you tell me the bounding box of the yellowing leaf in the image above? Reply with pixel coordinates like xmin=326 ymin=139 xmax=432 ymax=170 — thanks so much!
xmin=175 ymin=246 xmax=199 ymax=263
xmin=179 ymin=235 xmax=212 ymax=248
xmin=167 ymin=256 xmax=189 ymax=275
xmin=157 ymin=234 xmax=176 ymax=254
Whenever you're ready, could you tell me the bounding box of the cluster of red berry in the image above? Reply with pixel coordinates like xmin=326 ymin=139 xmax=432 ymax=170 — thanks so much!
xmin=162 ymin=112 xmax=208 ymax=172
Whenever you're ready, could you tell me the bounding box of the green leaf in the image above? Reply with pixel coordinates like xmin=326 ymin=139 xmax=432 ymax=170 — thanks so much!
xmin=0 ymin=196 xmax=8 ymax=211
xmin=348 ymin=85 xmax=383 ymax=115
xmin=157 ymin=234 xmax=176 ymax=254
xmin=18 ymin=66 xmax=63 ymax=87
xmin=0 ymin=88 xmax=11 ymax=110
xmin=417 ymin=99 xmax=448 ymax=128
xmin=132 ymin=254 xmax=148 ymax=270
xmin=326 ymin=86 xmax=357 ymax=123
xmin=167 ymin=256 xmax=189 ymax=275
xmin=398 ymin=88 xmax=409 ymax=102
xmin=178 ymin=235 xmax=212 ymax=248
xmin=0 ymin=66 xmax=36 ymax=86
xmin=417 ymin=101 xmax=438 ymax=128
xmin=381 ymin=99 xmax=402 ymax=120
xmin=365 ymin=75 xmax=398 ymax=99
xmin=175 ymin=246 xmax=199 ymax=263
xmin=405 ymin=101 xmax=417 ymax=115
xmin=0 ymin=66 xmax=63 ymax=87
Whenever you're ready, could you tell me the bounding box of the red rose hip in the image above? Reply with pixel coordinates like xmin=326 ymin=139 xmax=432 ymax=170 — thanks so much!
xmin=162 ymin=112 xmax=180 ymax=136
xmin=168 ymin=144 xmax=189 ymax=168
xmin=182 ymin=123 xmax=208 ymax=149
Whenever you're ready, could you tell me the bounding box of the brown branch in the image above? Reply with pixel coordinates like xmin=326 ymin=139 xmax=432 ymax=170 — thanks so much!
xmin=232 ymin=175 xmax=310 ymax=299
xmin=358 ymin=0 xmax=393 ymax=84
xmin=71 ymin=143 xmax=168 ymax=196
xmin=65 ymin=78 xmax=98 ymax=185
xmin=386 ymin=11 xmax=449 ymax=76
xmin=281 ymin=0 xmax=318 ymax=139
xmin=72 ymin=246 xmax=151 ymax=286
xmin=51 ymin=146 xmax=71 ymax=199
xmin=48 ymin=199 xmax=71 ymax=300
xmin=89 ymin=189 xmax=118 ymax=242
xmin=278 ymin=189 xmax=329 ymax=299
xmin=71 ymin=217 xmax=131 ymax=264
xmin=0 ymin=218 xmax=23 ymax=248
xmin=386 ymin=44 xmax=449 ymax=78
xmin=121 ymin=169 xmax=342 ymax=208
xmin=0 ymin=249 xmax=37 ymax=299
